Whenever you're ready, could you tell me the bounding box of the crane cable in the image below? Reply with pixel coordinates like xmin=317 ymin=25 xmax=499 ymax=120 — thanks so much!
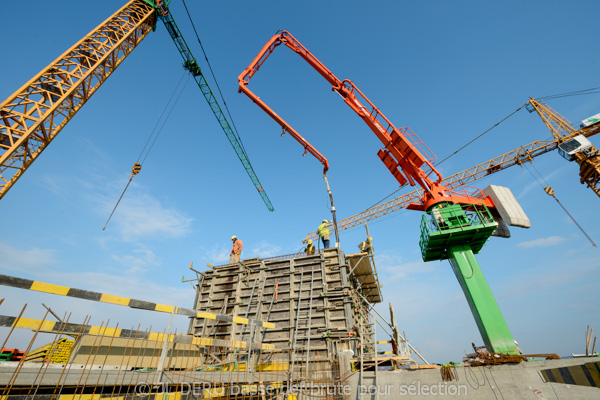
xmin=538 ymin=86 xmax=600 ymax=101
xmin=137 ymin=71 xmax=191 ymax=165
xmin=102 ymin=71 xmax=191 ymax=231
xmin=364 ymin=85 xmax=600 ymax=210
xmin=179 ymin=0 xmax=249 ymax=156
xmin=524 ymin=163 xmax=596 ymax=247
xmin=365 ymin=185 xmax=405 ymax=211
xmin=436 ymin=103 xmax=527 ymax=167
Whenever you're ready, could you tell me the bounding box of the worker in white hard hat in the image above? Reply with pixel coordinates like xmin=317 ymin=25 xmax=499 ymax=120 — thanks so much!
xmin=317 ymin=219 xmax=330 ymax=249
xmin=358 ymin=237 xmax=373 ymax=253
xmin=229 ymin=235 xmax=243 ymax=264
xmin=305 ymin=239 xmax=315 ymax=255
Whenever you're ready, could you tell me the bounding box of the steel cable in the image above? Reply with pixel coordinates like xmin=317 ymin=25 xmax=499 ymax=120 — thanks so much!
xmin=180 ymin=0 xmax=248 ymax=155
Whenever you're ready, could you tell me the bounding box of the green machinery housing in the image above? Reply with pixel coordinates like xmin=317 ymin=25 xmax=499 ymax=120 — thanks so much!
xmin=419 ymin=202 xmax=520 ymax=356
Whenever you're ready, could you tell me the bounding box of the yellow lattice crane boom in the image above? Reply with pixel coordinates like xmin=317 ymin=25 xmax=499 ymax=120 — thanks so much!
xmin=526 ymin=98 xmax=600 ymax=198
xmin=304 ymin=98 xmax=600 ymax=242
xmin=0 ymin=1 xmax=155 ymax=201
xmin=0 ymin=0 xmax=273 ymax=209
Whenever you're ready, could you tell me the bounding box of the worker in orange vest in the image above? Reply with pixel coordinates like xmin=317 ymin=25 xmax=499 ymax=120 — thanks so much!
xmin=229 ymin=235 xmax=243 ymax=264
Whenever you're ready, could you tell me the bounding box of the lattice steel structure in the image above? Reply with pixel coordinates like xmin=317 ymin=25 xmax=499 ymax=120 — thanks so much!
xmin=0 ymin=0 xmax=155 ymax=200
xmin=304 ymin=99 xmax=600 ymax=242
xmin=527 ymin=98 xmax=600 ymax=198
xmin=0 ymin=0 xmax=273 ymax=209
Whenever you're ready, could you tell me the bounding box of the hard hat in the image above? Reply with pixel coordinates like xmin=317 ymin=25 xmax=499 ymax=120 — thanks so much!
xmin=308 ymin=239 xmax=312 ymax=244
xmin=322 ymin=219 xmax=328 ymax=223
xmin=231 ymin=235 xmax=237 ymax=240
xmin=368 ymin=237 xmax=373 ymax=241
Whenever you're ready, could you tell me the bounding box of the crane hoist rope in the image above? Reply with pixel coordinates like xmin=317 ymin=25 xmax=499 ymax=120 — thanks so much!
xmin=137 ymin=69 xmax=189 ymax=165
xmin=523 ymin=163 xmax=596 ymax=248
xmin=102 ymin=70 xmax=190 ymax=231
xmin=140 ymin=74 xmax=191 ymax=165
xmin=0 ymin=0 xmax=274 ymax=212
xmin=155 ymin=1 xmax=274 ymax=211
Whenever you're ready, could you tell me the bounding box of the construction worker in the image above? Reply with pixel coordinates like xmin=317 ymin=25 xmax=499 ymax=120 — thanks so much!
xmin=305 ymin=239 xmax=315 ymax=255
xmin=229 ymin=235 xmax=243 ymax=264
xmin=432 ymin=204 xmax=447 ymax=229
xmin=317 ymin=219 xmax=330 ymax=249
xmin=358 ymin=237 xmax=372 ymax=253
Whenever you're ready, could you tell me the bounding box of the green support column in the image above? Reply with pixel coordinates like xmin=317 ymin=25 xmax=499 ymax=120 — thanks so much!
xmin=419 ymin=203 xmax=519 ymax=355
xmin=448 ymin=244 xmax=519 ymax=355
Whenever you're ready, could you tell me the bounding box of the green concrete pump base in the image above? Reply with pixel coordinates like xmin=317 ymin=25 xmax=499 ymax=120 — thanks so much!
xmin=448 ymin=244 xmax=519 ymax=355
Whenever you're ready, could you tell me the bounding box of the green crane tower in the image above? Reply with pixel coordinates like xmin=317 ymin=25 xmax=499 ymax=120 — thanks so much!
xmin=419 ymin=202 xmax=519 ymax=355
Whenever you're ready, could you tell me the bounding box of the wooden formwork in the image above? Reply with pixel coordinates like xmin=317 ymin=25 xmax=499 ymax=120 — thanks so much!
xmin=190 ymin=248 xmax=377 ymax=379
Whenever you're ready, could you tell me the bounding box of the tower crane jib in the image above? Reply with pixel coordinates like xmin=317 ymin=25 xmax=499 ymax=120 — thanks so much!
xmin=0 ymin=0 xmax=273 ymax=210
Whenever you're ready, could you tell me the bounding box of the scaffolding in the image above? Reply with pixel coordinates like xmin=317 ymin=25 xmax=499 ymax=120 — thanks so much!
xmin=0 ymin=247 xmax=423 ymax=400
xmin=190 ymin=247 xmax=417 ymax=375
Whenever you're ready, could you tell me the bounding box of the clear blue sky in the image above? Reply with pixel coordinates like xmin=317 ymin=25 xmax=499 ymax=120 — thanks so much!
xmin=1 ymin=0 xmax=599 ymax=363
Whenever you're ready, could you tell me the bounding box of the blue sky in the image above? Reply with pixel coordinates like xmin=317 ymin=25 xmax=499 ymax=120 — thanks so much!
xmin=0 ymin=0 xmax=599 ymax=363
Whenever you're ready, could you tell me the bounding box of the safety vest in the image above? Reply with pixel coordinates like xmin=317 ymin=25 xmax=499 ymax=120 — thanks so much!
xmin=359 ymin=241 xmax=370 ymax=252
xmin=232 ymin=239 xmax=243 ymax=254
xmin=317 ymin=223 xmax=329 ymax=239
xmin=305 ymin=244 xmax=315 ymax=255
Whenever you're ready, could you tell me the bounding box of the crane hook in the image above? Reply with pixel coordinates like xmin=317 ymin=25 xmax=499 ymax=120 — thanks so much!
xmin=131 ymin=162 xmax=142 ymax=177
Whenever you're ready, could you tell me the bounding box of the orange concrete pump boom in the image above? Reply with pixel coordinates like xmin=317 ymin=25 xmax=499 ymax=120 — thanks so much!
xmin=238 ymin=31 xmax=330 ymax=173
xmin=238 ymin=30 xmax=491 ymax=211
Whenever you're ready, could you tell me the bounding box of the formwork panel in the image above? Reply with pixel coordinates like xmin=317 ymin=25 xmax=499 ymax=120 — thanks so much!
xmin=189 ymin=248 xmax=377 ymax=378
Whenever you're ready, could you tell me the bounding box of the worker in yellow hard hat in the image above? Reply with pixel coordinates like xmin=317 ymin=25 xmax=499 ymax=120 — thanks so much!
xmin=305 ymin=239 xmax=315 ymax=255
xmin=358 ymin=237 xmax=373 ymax=253
xmin=317 ymin=219 xmax=330 ymax=249
xmin=229 ymin=235 xmax=243 ymax=264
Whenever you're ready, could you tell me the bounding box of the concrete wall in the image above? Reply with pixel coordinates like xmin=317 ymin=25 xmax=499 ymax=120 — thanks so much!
xmin=347 ymin=357 xmax=599 ymax=400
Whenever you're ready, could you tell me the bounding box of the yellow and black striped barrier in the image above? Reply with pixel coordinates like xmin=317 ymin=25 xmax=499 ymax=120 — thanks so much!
xmin=541 ymin=361 xmax=600 ymax=388
xmin=0 ymin=315 xmax=275 ymax=351
xmin=0 ymin=274 xmax=274 ymax=329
